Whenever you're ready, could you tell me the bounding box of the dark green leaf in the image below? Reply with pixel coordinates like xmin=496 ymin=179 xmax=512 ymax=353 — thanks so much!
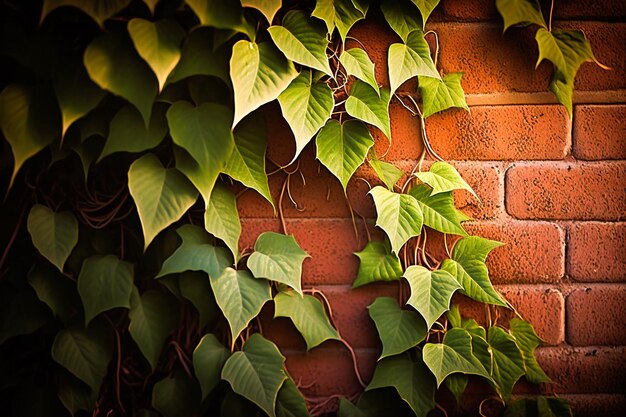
xmin=276 ymin=377 xmax=310 ymax=417
xmin=409 ymin=184 xmax=468 ymax=236
xmin=152 ymin=373 xmax=200 ymax=417
xmin=168 ymin=27 xmax=230 ymax=84
xmin=353 ymin=241 xmax=403 ymax=288
xmin=488 ymin=326 xmax=525 ymax=400
xmin=205 ymin=183 xmax=241 ymax=260
xmin=28 ymin=264 xmax=78 ymax=321
xmin=40 ymin=0 xmax=131 ymax=27
xmin=179 ymin=271 xmax=219 ymax=328
xmin=509 ymin=318 xmax=550 ymax=384
xmin=27 ymin=204 xmax=79 ymax=272
xmin=193 ymin=333 xmax=230 ymax=400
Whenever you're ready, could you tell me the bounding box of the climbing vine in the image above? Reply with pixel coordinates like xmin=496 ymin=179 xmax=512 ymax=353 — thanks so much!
xmin=0 ymin=0 xmax=606 ymax=416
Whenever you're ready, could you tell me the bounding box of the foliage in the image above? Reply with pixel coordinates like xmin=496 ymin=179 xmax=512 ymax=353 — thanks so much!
xmin=0 ymin=0 xmax=602 ymax=416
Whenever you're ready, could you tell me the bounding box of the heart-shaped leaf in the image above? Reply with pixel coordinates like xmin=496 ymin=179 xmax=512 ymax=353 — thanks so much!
xmin=422 ymin=328 xmax=491 ymax=386
xmin=380 ymin=0 xmax=423 ymax=42
xmin=167 ymin=101 xmax=234 ymax=205
xmin=230 ymin=40 xmax=298 ymax=127
xmin=27 ymin=204 xmax=78 ymax=272
xmin=193 ymin=333 xmax=230 ymax=400
xmin=495 ymin=0 xmax=546 ymax=32
xmin=28 ymin=264 xmax=78 ymax=321
xmin=316 ymin=119 xmax=374 ymax=191
xmin=353 ymin=241 xmax=403 ymax=288
xmin=151 ymin=373 xmax=200 ymax=417
xmin=418 ymin=72 xmax=469 ymax=118
xmin=409 ymin=184 xmax=468 ymax=236
xmin=488 ymin=326 xmax=525 ymax=400
xmin=242 ymin=0 xmax=282 ymax=24
xmin=312 ymin=0 xmax=365 ymax=40
xmin=186 ymin=0 xmax=253 ymax=36
xmin=369 ymin=186 xmax=423 ymax=254
xmin=509 ymin=318 xmax=550 ymax=384
xmin=366 ymin=352 xmax=436 ymax=417
xmin=128 ymin=288 xmax=178 ymax=370
xmin=211 ymin=268 xmax=271 ymax=344
xmin=205 ymin=183 xmax=241 ymax=260
xmin=414 ymin=161 xmax=477 ymax=198
xmin=128 ymin=154 xmax=198 ymax=250
xmin=77 ymin=255 xmax=134 ymax=325
xmin=248 ymin=232 xmax=310 ymax=295
xmin=222 ymin=334 xmax=287 ymax=417
xmin=276 ymin=376 xmax=310 ymax=417
xmin=368 ymin=297 xmax=427 ymax=359
xmin=128 ymin=18 xmax=185 ymax=92
xmin=84 ymin=32 xmax=158 ymax=126
xmin=340 ymin=48 xmax=379 ymax=94
xmin=278 ymin=70 xmax=334 ymax=162
xmin=404 ymin=265 xmax=462 ymax=329
xmin=369 ymin=152 xmax=404 ymax=190
xmin=410 ymin=0 xmax=440 ymax=27
xmin=388 ymin=29 xmax=439 ymax=94
xmin=41 ymin=0 xmax=131 ymax=27
xmin=345 ymin=81 xmax=391 ymax=141
xmin=179 ymin=272 xmax=219 ymax=328
xmin=274 ymin=291 xmax=339 ymax=350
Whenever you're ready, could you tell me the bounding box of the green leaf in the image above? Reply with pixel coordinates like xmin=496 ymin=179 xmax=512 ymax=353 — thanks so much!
xmin=509 ymin=318 xmax=550 ymax=384
xmin=535 ymin=28 xmax=602 ymax=116
xmin=128 ymin=288 xmax=178 ymax=370
xmin=128 ymin=18 xmax=185 ymax=92
xmin=414 ymin=161 xmax=477 ymax=198
xmin=193 ymin=333 xmax=230 ymax=400
xmin=340 ymin=48 xmax=379 ymax=94
xmin=186 ymin=0 xmax=252 ymax=36
xmin=368 ymin=297 xmax=427 ymax=359
xmin=418 ymin=72 xmax=469 ymax=118
xmin=248 ymin=232 xmax=310 ymax=295
xmin=380 ymin=0 xmax=423 ymax=42
xmin=353 ymin=240 xmax=403 ymax=288
xmin=230 ymin=40 xmax=298 ymax=127
xmin=366 ymin=353 xmax=436 ymax=417
xmin=338 ymin=398 xmax=368 ymax=417
xmin=422 ymin=328 xmax=491 ymax=386
xmin=27 ymin=204 xmax=78 ymax=272
xmin=440 ymin=236 xmax=507 ymax=307
xmin=152 ymin=373 xmax=200 ymax=417
xmin=157 ymin=225 xmax=233 ymax=279
xmin=316 ymin=119 xmax=374 ymax=192
xmin=388 ymin=29 xmax=440 ymax=94
xmin=369 ymin=154 xmax=404 ymax=190
xmin=409 ymin=184 xmax=468 ymax=236
xmin=99 ymin=103 xmax=167 ymax=161
xmin=242 ymin=0 xmax=282 ymax=24
xmin=369 ymin=186 xmax=423 ymax=254
xmin=28 ymin=264 xmax=78 ymax=321
xmin=345 ymin=81 xmax=391 ymax=140
xmin=487 ymin=326 xmax=525 ymax=400
xmin=143 ymin=0 xmax=158 ymax=14
xmin=53 ymin=58 xmax=106 ymax=138
xmin=167 ymin=27 xmax=230 ymax=85
xmin=56 ymin=371 xmax=97 ymax=415
xmin=223 ymin=111 xmax=274 ymax=208
xmin=128 ymin=154 xmax=198 ymax=250
xmin=504 ymin=397 xmax=573 ymax=417
xmin=495 ymin=0 xmax=546 ymax=31
xmin=167 ymin=101 xmax=234 ymax=205
xmin=404 ymin=265 xmax=462 ymax=330
xmin=443 ymin=374 xmax=467 ymax=405
xmin=77 ymin=255 xmax=133 ymax=325
xmin=278 ymin=70 xmax=334 ymax=162
xmin=276 ymin=377 xmax=311 ymax=417
xmin=51 ymin=325 xmax=112 ymax=392
xmin=84 ymin=32 xmax=158 ymax=126
xmin=0 ymin=85 xmax=60 ymax=187
xmin=222 ymin=334 xmax=287 ymax=417
xmin=211 ymin=268 xmax=271 ymax=344
xmin=268 ymin=11 xmax=332 ymax=76
xmin=179 ymin=271 xmax=219 ymax=328
xmin=312 ymin=0 xmax=365 ymax=40
xmin=205 ymin=183 xmax=241 ymax=260
xmin=274 ymin=292 xmax=340 ymax=350
xmin=40 ymin=0 xmax=131 ymax=27
xmin=410 ymin=0 xmax=440 ymax=26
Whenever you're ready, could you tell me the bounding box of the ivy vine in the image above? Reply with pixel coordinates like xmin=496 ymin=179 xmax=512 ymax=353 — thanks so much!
xmin=0 ymin=0 xmax=605 ymax=416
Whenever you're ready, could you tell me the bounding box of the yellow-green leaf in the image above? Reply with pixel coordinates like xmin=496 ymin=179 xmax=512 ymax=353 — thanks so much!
xmin=345 ymin=80 xmax=391 ymax=141
xmin=388 ymin=29 xmax=439 ymax=94
xmin=204 ymin=183 xmax=241 ymax=260
xmin=27 ymin=204 xmax=78 ymax=272
xmin=495 ymin=0 xmax=546 ymax=32
xmin=242 ymin=0 xmax=282 ymax=24
xmin=353 ymin=241 xmax=403 ymax=288
xmin=418 ymin=72 xmax=469 ymax=118
xmin=339 ymin=48 xmax=379 ymax=94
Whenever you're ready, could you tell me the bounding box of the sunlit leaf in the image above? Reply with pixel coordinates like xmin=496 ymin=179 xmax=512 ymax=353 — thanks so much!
xmin=509 ymin=318 xmax=550 ymax=384
xmin=242 ymin=0 xmax=282 ymax=24
xmin=27 ymin=204 xmax=78 ymax=272
xmin=369 ymin=153 xmax=404 ymax=190
xmin=274 ymin=291 xmax=339 ymax=350
xmin=345 ymin=81 xmax=391 ymax=140
xmin=205 ymin=183 xmax=241 ymax=260
xmin=410 ymin=0 xmax=440 ymax=26
xmin=193 ymin=333 xmax=230 ymax=400
xmin=495 ymin=0 xmax=546 ymax=32
xmin=409 ymin=184 xmax=468 ymax=236
xmin=353 ymin=241 xmax=403 ymax=288
xmin=418 ymin=72 xmax=468 ymax=118
xmin=340 ymin=48 xmax=379 ymax=94
xmin=312 ymin=0 xmax=365 ymax=40
xmin=186 ymin=0 xmax=252 ymax=36
xmin=388 ymin=29 xmax=439 ymax=94
xmin=414 ymin=161 xmax=477 ymax=198
xmin=380 ymin=0 xmax=423 ymax=42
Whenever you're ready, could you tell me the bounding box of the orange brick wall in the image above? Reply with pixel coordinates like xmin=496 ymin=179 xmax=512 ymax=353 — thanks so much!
xmin=238 ymin=2 xmax=626 ymax=414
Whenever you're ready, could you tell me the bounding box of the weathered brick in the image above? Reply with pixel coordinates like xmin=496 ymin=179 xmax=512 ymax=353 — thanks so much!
xmin=563 ymin=394 xmax=626 ymax=417
xmin=536 ymin=346 xmax=626 ymax=393
xmin=566 ymin=285 xmax=626 ymax=346
xmin=372 ymin=98 xmax=423 ymax=161
xmin=506 ymin=162 xmax=626 ymax=221
xmin=426 ymin=105 xmax=570 ymax=161
xmin=464 ymin=221 xmax=565 ymax=284
xmin=568 ymin=222 xmax=626 ymax=282
xmin=573 ymin=105 xmax=626 ymax=160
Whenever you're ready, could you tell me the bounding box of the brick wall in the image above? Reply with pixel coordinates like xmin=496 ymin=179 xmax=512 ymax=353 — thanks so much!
xmin=238 ymin=2 xmax=626 ymax=415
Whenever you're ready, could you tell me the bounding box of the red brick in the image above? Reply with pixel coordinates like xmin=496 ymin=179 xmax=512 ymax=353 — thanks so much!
xmin=506 ymin=162 xmax=626 ymax=221
xmin=535 ymin=346 xmax=626 ymax=393
xmin=240 ymin=218 xmax=371 ymax=285
xmin=568 ymin=222 xmax=626 ymax=282
xmin=426 ymin=105 xmax=570 ymax=161
xmin=573 ymin=105 xmax=626 ymax=160
xmin=372 ymin=98 xmax=423 ymax=161
xmin=562 ymin=394 xmax=626 ymax=417
xmin=566 ymin=285 xmax=626 ymax=346
xmin=464 ymin=221 xmax=565 ymax=284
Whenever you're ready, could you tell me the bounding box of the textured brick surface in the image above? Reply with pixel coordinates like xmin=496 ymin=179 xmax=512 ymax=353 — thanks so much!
xmin=563 ymin=394 xmax=626 ymax=417
xmin=573 ymin=105 xmax=626 ymax=160
xmin=426 ymin=105 xmax=570 ymax=161
xmin=568 ymin=222 xmax=626 ymax=282
xmin=566 ymin=285 xmax=626 ymax=346
xmin=506 ymin=162 xmax=626 ymax=220
xmin=465 ymin=221 xmax=565 ymax=284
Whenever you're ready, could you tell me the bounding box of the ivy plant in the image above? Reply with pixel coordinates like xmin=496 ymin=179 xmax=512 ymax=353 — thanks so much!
xmin=0 ymin=0 xmax=604 ymax=416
